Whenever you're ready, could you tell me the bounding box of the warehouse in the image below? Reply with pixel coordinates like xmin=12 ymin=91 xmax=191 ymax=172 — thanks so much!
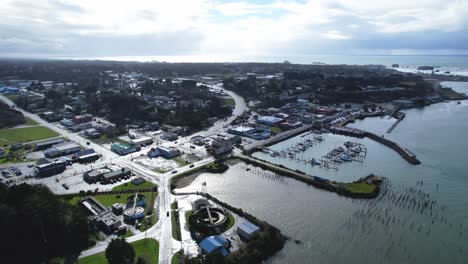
xmin=83 ymin=168 xmax=112 ymax=183
xmin=256 ymin=116 xmax=284 ymax=126
xmin=237 ymin=221 xmax=260 ymax=240
xmin=35 ymin=158 xmax=67 ymax=177
xmin=130 ymin=136 xmax=153 ymax=147
xmin=35 ymin=138 xmax=65 ymax=150
xmin=101 ymin=168 xmax=131 ymax=183
xmin=44 ymin=142 xmax=81 ymax=158
xmin=73 ymin=149 xmax=99 ymax=163
xmin=227 ymin=125 xmax=255 ymax=136
xmin=111 ymin=143 xmax=139 ymax=155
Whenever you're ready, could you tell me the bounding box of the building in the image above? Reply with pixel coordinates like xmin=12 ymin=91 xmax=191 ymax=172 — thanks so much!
xmin=279 ymin=121 xmax=303 ymax=130
xmin=73 ymin=149 xmax=99 ymax=163
xmin=208 ymin=138 xmax=233 ymax=156
xmin=156 ymin=146 xmax=180 ymax=159
xmin=392 ymin=99 xmax=414 ymax=109
xmin=237 ymin=221 xmax=261 ymax=240
xmin=83 ymin=168 xmax=112 ymax=183
xmin=199 ymin=236 xmax=230 ymax=256
xmin=60 ymin=119 xmax=76 ymax=127
xmin=44 ymin=142 xmax=81 ymax=158
xmin=101 ymin=167 xmax=131 ymax=183
xmin=81 ymin=197 xmax=122 ymax=234
xmin=227 ymin=125 xmax=256 ymax=136
xmin=35 ymin=138 xmax=65 ymax=150
xmin=111 ymin=143 xmax=138 ymax=155
xmin=256 ymin=116 xmax=284 ymax=126
xmin=35 ymin=158 xmax=67 ymax=177
xmin=301 ymin=114 xmax=314 ymax=124
xmin=162 ymin=132 xmax=178 ymax=141
xmin=73 ymin=114 xmax=93 ymax=124
xmin=130 ymin=136 xmax=153 ymax=147
xmin=191 ymin=135 xmax=205 ymax=146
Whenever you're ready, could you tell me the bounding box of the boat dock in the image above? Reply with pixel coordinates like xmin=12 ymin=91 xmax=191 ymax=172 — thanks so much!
xmin=330 ymin=126 xmax=420 ymax=165
xmin=387 ymin=111 xmax=406 ymax=133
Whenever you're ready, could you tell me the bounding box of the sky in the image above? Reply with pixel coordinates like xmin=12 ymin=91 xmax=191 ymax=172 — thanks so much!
xmin=1 ymin=0 xmax=468 ymax=59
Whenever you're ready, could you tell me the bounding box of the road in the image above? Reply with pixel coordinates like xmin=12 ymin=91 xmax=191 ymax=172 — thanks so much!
xmin=0 ymin=81 xmax=246 ymax=264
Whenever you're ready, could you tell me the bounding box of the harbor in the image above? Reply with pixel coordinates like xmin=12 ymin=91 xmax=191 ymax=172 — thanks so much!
xmin=179 ymin=92 xmax=468 ymax=264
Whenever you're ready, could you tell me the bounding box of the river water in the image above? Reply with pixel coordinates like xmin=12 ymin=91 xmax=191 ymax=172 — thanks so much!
xmin=177 ymin=82 xmax=468 ymax=264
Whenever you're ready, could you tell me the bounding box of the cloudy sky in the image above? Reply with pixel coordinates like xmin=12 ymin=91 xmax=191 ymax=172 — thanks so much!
xmin=1 ymin=0 xmax=468 ymax=59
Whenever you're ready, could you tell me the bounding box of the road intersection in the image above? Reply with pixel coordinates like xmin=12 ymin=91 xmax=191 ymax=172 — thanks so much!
xmin=0 ymin=83 xmax=247 ymax=264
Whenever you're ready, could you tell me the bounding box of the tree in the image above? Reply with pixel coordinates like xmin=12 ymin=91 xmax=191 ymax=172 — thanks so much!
xmin=136 ymin=256 xmax=147 ymax=264
xmin=105 ymin=238 xmax=136 ymax=264
xmin=0 ymin=183 xmax=90 ymax=264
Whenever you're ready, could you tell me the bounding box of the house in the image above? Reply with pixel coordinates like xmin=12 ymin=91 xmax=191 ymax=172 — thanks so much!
xmin=208 ymin=138 xmax=233 ymax=156
xmin=73 ymin=114 xmax=93 ymax=124
xmin=237 ymin=221 xmax=260 ymax=240
xmin=60 ymin=119 xmax=76 ymax=127
xmin=199 ymin=236 xmax=230 ymax=256
xmin=162 ymin=132 xmax=178 ymax=141
xmin=156 ymin=146 xmax=180 ymax=159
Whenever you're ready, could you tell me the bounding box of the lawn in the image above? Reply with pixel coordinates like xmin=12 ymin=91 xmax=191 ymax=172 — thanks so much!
xmin=78 ymin=238 xmax=159 ymax=264
xmin=24 ymin=117 xmax=38 ymax=126
xmin=269 ymin=126 xmax=283 ymax=134
xmin=171 ymin=202 xmax=181 ymax=241
xmin=223 ymin=97 xmax=235 ymax=106
xmin=225 ymin=214 xmax=235 ymax=231
xmin=0 ymin=126 xmax=59 ymax=145
xmin=94 ymin=191 xmax=157 ymax=207
xmin=173 ymin=157 xmax=188 ymax=166
xmin=0 ymin=147 xmax=28 ymax=164
xmin=345 ymin=182 xmax=376 ymax=194
xmin=171 ymin=251 xmax=182 ymax=264
xmin=112 ymin=180 xmax=157 ymax=191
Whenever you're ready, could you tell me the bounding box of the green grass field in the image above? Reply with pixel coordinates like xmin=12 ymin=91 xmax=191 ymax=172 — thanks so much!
xmin=225 ymin=214 xmax=235 ymax=231
xmin=345 ymin=182 xmax=376 ymax=194
xmin=94 ymin=191 xmax=157 ymax=207
xmin=24 ymin=117 xmax=38 ymax=126
xmin=269 ymin=126 xmax=283 ymax=134
xmin=0 ymin=126 xmax=59 ymax=145
xmin=112 ymin=180 xmax=157 ymax=192
xmin=78 ymin=238 xmax=159 ymax=264
xmin=171 ymin=252 xmax=182 ymax=264
xmin=223 ymin=97 xmax=235 ymax=106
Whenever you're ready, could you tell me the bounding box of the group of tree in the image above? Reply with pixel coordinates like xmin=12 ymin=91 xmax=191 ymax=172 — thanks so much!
xmin=0 ymin=183 xmax=90 ymax=264
xmin=0 ymin=101 xmax=25 ymax=128
xmin=105 ymin=238 xmax=147 ymax=264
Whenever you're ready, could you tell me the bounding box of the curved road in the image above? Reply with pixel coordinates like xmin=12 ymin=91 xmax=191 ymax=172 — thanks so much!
xmin=0 ymin=82 xmax=247 ymax=264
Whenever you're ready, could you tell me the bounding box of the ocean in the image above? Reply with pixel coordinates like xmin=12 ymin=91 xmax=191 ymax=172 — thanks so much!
xmin=59 ymin=54 xmax=468 ymax=76
xmin=177 ymin=82 xmax=468 ymax=263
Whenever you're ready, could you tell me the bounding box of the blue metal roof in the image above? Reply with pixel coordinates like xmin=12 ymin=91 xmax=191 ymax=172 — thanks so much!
xmin=200 ymin=237 xmax=221 ymax=253
xmin=199 ymin=236 xmax=229 ymax=256
xmin=238 ymin=221 xmax=260 ymax=235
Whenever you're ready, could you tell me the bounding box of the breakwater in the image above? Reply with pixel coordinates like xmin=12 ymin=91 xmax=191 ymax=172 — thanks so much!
xmin=236 ymin=155 xmax=382 ymax=199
